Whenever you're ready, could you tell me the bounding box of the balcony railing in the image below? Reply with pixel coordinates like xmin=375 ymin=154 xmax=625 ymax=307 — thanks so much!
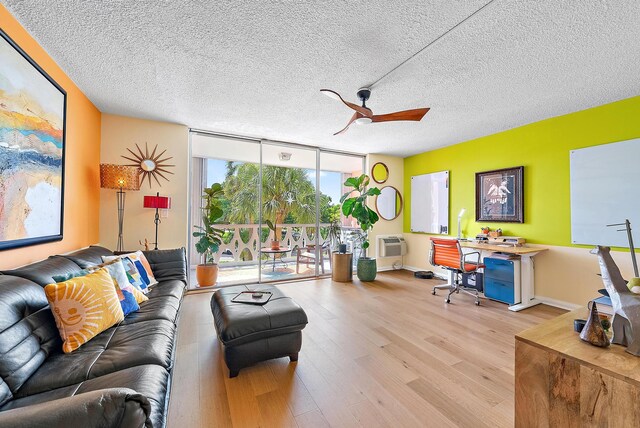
xmin=203 ymin=223 xmax=363 ymax=267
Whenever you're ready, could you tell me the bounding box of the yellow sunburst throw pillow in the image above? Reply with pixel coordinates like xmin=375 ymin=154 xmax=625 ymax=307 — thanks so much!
xmin=45 ymin=268 xmax=125 ymax=353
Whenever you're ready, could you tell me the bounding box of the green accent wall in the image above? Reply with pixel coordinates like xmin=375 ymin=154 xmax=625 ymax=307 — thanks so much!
xmin=404 ymin=95 xmax=640 ymax=247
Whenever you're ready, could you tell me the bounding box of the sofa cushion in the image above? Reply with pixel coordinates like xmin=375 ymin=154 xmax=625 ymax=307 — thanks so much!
xmin=0 ymin=276 xmax=61 ymax=403
xmin=2 ymin=365 xmax=169 ymax=428
xmin=58 ymin=246 xmax=114 ymax=269
xmin=145 ymin=279 xmax=186 ymax=301
xmin=1 ymin=257 xmax=83 ymax=287
xmin=143 ymin=248 xmax=188 ymax=284
xmin=15 ymin=318 xmax=175 ymax=398
xmin=120 ymin=295 xmax=180 ymax=325
xmin=75 ymin=365 xmax=169 ymax=428
xmin=211 ymin=284 xmax=308 ymax=347
xmin=14 ymin=348 xmax=105 ymax=398
xmin=88 ymin=319 xmax=176 ymax=378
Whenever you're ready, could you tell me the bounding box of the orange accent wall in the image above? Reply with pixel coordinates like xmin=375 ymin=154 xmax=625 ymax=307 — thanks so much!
xmin=0 ymin=4 xmax=102 ymax=269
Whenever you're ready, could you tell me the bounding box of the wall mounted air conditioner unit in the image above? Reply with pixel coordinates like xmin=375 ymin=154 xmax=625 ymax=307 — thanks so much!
xmin=378 ymin=236 xmax=407 ymax=258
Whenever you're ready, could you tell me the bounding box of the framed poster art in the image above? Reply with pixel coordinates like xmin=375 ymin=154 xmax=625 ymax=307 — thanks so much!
xmin=0 ymin=28 xmax=66 ymax=250
xmin=475 ymin=166 xmax=524 ymax=223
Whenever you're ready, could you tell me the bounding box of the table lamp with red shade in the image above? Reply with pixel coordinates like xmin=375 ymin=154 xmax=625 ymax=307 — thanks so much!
xmin=143 ymin=192 xmax=171 ymax=250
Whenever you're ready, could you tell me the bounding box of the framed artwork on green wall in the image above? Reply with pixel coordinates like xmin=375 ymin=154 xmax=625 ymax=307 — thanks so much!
xmin=475 ymin=166 xmax=524 ymax=223
xmin=0 ymin=28 xmax=66 ymax=250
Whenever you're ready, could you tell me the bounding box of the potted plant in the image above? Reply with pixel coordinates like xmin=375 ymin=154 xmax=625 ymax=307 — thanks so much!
xmin=193 ymin=183 xmax=225 ymax=287
xmin=340 ymin=174 xmax=381 ymax=281
xmin=327 ymin=219 xmax=346 ymax=253
xmin=265 ymin=219 xmax=280 ymax=249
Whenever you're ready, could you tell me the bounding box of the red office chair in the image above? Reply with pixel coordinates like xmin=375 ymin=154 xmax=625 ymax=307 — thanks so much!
xmin=429 ymin=237 xmax=485 ymax=305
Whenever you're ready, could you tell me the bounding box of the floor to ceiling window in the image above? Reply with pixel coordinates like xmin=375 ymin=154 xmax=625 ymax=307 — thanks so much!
xmin=189 ymin=131 xmax=364 ymax=288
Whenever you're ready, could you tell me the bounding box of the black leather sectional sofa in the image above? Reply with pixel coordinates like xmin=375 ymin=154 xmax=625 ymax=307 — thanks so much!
xmin=0 ymin=246 xmax=187 ymax=428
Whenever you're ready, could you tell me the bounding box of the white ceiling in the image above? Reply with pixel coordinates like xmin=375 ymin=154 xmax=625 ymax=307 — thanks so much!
xmin=5 ymin=0 xmax=639 ymax=157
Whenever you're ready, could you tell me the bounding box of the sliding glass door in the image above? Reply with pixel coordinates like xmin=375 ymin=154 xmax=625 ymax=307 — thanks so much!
xmin=319 ymin=152 xmax=364 ymax=272
xmin=191 ymin=134 xmax=261 ymax=286
xmin=259 ymin=142 xmax=319 ymax=281
xmin=190 ymin=131 xmax=364 ymax=288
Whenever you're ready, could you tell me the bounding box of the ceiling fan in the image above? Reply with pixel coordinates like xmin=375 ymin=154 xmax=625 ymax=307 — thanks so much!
xmin=320 ymin=87 xmax=430 ymax=135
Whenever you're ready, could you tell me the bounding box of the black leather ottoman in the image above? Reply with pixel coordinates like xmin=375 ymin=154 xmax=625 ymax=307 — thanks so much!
xmin=210 ymin=284 xmax=308 ymax=378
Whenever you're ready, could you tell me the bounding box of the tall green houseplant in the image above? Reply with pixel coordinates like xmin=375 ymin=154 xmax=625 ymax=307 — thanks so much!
xmin=193 ymin=183 xmax=225 ymax=286
xmin=340 ymin=174 xmax=381 ymax=281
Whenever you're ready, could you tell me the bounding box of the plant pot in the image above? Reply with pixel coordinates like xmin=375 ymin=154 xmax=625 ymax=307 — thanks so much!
xmin=196 ymin=263 xmax=219 ymax=287
xmin=270 ymin=240 xmax=280 ymax=250
xmin=331 ymin=252 xmax=353 ymax=282
xmin=357 ymin=257 xmax=377 ymax=282
xmin=338 ymin=244 xmax=347 ymax=254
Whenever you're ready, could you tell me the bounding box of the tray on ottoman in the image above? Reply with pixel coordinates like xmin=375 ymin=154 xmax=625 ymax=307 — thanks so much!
xmin=210 ymin=284 xmax=308 ymax=377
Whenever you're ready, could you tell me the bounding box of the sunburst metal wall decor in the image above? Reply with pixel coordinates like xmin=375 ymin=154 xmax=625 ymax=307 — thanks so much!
xmin=122 ymin=142 xmax=175 ymax=188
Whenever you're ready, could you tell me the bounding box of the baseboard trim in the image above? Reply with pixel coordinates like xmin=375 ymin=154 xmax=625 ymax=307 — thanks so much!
xmin=377 ymin=266 xmax=403 ymax=273
xmin=535 ymin=296 xmax=582 ymax=311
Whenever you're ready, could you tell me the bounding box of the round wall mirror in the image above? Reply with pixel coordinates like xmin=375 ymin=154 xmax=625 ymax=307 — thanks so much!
xmin=375 ymin=186 xmax=403 ymax=220
xmin=371 ymin=162 xmax=389 ymax=184
xmin=122 ymin=142 xmax=175 ymax=188
xmin=141 ymin=159 xmax=157 ymax=172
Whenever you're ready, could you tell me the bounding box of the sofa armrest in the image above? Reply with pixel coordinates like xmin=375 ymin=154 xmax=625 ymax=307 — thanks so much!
xmin=143 ymin=248 xmax=188 ymax=285
xmin=0 ymin=388 xmax=150 ymax=428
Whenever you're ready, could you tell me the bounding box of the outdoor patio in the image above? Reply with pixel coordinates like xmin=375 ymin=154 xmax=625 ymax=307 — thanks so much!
xmin=189 ymin=223 xmax=362 ymax=287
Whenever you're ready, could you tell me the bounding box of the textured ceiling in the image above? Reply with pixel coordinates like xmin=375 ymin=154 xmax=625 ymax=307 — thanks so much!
xmin=4 ymin=0 xmax=639 ymax=157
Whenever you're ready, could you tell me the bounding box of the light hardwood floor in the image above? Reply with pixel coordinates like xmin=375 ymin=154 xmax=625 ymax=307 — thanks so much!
xmin=167 ymin=270 xmax=565 ymax=428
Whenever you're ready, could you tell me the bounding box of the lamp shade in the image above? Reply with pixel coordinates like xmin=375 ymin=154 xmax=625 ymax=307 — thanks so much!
xmin=100 ymin=164 xmax=140 ymax=190
xmin=144 ymin=195 xmax=171 ymax=209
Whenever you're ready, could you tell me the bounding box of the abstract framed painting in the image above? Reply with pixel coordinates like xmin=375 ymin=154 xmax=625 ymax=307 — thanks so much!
xmin=0 ymin=28 xmax=66 ymax=250
xmin=475 ymin=166 xmax=524 ymax=223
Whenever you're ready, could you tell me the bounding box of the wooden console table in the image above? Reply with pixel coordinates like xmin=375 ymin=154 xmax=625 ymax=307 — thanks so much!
xmin=515 ymin=308 xmax=640 ymax=427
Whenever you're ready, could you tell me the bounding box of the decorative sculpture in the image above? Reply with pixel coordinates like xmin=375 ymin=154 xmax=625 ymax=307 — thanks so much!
xmin=579 ymin=301 xmax=609 ymax=347
xmin=592 ymin=246 xmax=640 ymax=356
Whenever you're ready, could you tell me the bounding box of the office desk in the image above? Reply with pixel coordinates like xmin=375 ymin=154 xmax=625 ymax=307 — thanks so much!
xmin=461 ymin=242 xmax=548 ymax=312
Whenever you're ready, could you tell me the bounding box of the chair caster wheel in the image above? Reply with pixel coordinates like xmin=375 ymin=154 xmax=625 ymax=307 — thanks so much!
xmin=432 ymin=290 xmax=436 ymax=295
xmin=475 ymin=301 xmax=480 ymax=306
xmin=445 ymin=299 xmax=450 ymax=304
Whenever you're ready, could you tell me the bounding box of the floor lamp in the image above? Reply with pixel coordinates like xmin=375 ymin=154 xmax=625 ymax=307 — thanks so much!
xmin=100 ymin=164 xmax=140 ymax=252
xmin=143 ymin=192 xmax=171 ymax=250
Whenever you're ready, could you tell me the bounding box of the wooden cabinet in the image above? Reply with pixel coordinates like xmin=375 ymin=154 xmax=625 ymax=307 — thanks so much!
xmin=515 ymin=308 xmax=640 ymax=427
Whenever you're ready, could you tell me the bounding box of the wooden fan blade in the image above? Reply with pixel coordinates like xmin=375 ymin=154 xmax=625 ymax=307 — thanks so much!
xmin=321 ymin=89 xmax=372 ymax=117
xmin=333 ymin=112 xmax=360 ymax=135
xmin=371 ymin=108 xmax=430 ymax=123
